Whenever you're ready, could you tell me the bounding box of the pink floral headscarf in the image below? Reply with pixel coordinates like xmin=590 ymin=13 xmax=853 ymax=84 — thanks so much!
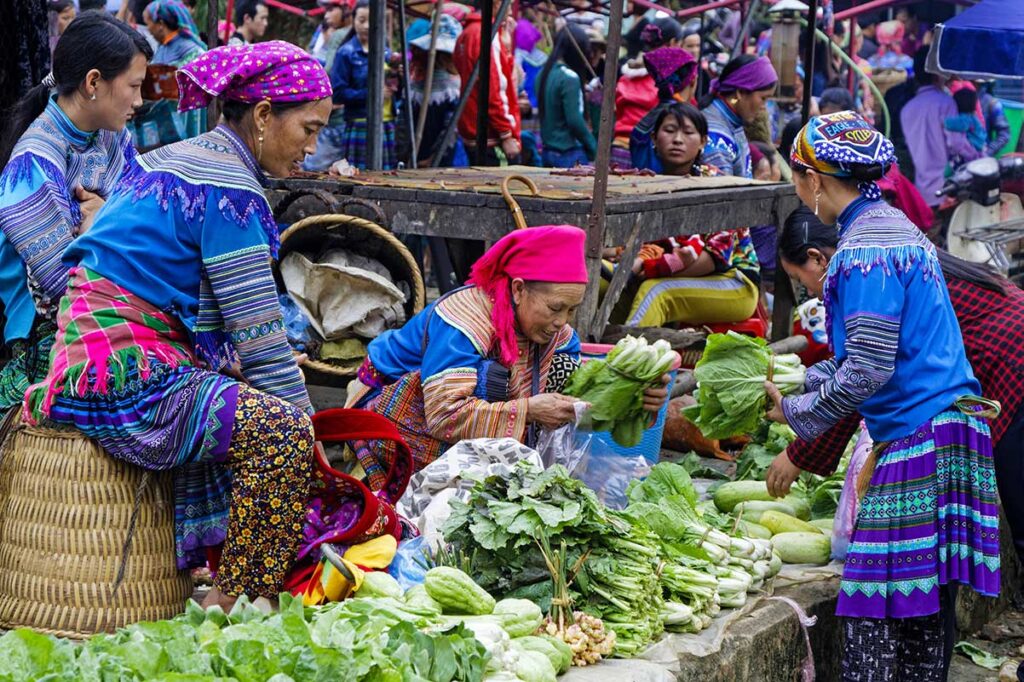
xmin=176 ymin=41 xmax=332 ymax=112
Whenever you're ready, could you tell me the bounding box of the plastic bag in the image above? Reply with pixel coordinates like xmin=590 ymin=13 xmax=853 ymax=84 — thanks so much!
xmin=831 ymin=424 xmax=873 ymax=561
xmin=536 ymin=403 xmax=652 ymax=510
xmin=388 ymin=535 xmax=430 ymax=591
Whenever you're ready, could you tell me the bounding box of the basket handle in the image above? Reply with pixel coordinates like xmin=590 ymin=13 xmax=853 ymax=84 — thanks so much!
xmin=337 ymin=197 xmax=389 ymax=227
xmin=500 ymin=175 xmax=540 ymax=230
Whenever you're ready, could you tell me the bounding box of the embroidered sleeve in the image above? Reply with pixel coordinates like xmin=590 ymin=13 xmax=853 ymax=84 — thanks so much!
xmin=804 ymin=358 xmax=839 ymax=392
xmin=782 ymin=266 xmax=902 ymax=441
xmin=702 ymin=131 xmax=739 ymax=177
xmin=420 ymin=317 xmax=528 ymax=444
xmin=0 ymin=153 xmax=79 ymax=308
xmin=200 ymin=195 xmax=311 ymax=414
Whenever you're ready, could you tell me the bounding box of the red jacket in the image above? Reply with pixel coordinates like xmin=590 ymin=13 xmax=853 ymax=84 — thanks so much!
xmin=453 ymin=13 xmax=521 ymax=146
xmin=614 ymin=62 xmax=658 ymax=140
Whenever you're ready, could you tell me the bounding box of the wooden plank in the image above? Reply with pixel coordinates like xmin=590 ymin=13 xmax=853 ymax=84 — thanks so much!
xmin=592 ymin=217 xmax=643 ymax=341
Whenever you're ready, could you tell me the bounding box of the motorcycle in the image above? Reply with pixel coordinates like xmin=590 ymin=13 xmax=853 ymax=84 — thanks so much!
xmin=941 ymin=155 xmax=1024 ymax=284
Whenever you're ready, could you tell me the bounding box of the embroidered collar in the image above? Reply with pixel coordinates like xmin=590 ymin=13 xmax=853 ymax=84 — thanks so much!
xmin=215 ymin=124 xmax=269 ymax=188
xmin=45 ymin=97 xmax=97 ymax=152
xmin=836 ymin=196 xmax=883 ymax=235
xmin=712 ymin=97 xmax=742 ymax=128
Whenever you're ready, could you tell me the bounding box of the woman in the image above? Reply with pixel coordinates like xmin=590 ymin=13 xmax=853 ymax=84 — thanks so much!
xmin=700 ymin=54 xmax=777 ymax=179
xmin=617 ymin=103 xmax=760 ymax=328
xmin=868 ymin=20 xmax=913 ymax=73
xmin=769 ymin=206 xmax=1024 ymax=574
xmin=408 ymin=14 xmax=465 ymax=168
xmin=765 ymin=112 xmax=999 ymax=681
xmin=308 ymin=0 xmax=351 ymax=67
xmin=330 ymin=0 xmax=396 ymax=170
xmin=140 ymin=0 xmax=207 ymax=145
xmin=538 ymin=24 xmax=595 ymax=168
xmin=25 ymin=41 xmax=333 ymax=610
xmin=47 ymin=0 xmax=76 ymax=53
xmin=628 ymin=46 xmax=698 ymax=172
xmin=611 ymin=17 xmax=685 ymax=168
xmin=0 ymin=13 xmax=151 ymax=410
xmin=346 ymin=226 xmax=669 ymax=489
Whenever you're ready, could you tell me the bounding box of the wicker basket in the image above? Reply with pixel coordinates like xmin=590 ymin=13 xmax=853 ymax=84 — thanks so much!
xmin=279 ymin=214 xmax=426 ymax=377
xmin=0 ymin=423 xmax=192 ymax=638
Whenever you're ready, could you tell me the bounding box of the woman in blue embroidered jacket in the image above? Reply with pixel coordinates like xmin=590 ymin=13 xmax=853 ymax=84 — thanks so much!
xmin=0 ymin=13 xmax=151 ymax=410
xmin=139 ymin=0 xmax=207 ymax=144
xmin=25 ymin=42 xmax=333 ymax=611
xmin=765 ymin=112 xmax=1000 ymax=681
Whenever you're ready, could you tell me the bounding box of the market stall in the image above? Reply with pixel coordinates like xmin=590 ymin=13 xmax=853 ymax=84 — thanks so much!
xmin=269 ymin=166 xmax=801 ymax=343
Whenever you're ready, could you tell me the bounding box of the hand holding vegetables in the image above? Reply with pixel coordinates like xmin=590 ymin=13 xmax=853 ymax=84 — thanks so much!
xmin=642 ymin=374 xmax=671 ymax=414
xmin=763 ymin=381 xmax=788 ymax=426
xmin=765 ymin=448 xmax=803 ymax=498
xmin=528 ymin=393 xmax=582 ymax=429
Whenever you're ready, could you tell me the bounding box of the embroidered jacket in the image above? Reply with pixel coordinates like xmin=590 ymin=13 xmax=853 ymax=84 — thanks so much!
xmin=702 ymin=98 xmax=751 ymax=178
xmin=782 ymin=198 xmax=980 ymax=443
xmin=0 ymin=97 xmax=135 ymax=341
xmin=62 ymin=125 xmax=311 ymax=413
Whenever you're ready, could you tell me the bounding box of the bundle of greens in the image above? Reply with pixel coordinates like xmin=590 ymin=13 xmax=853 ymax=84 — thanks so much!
xmin=441 ymin=462 xmax=664 ymax=657
xmin=683 ymin=332 xmax=806 ymax=440
xmin=733 ymin=421 xmax=797 ymax=482
xmin=0 ymin=593 xmax=487 ymax=681
xmin=564 ymin=335 xmax=678 ymax=447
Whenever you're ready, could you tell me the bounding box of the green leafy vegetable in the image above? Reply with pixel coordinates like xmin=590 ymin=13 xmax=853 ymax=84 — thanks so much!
xmin=564 ymin=335 xmax=677 ymax=447
xmin=682 ymin=332 xmax=806 ymax=440
xmin=954 ymin=641 xmax=1008 ymax=670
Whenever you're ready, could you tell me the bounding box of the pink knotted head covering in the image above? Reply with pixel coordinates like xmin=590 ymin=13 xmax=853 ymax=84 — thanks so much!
xmin=176 ymin=41 xmax=332 ymax=112
xmin=467 ymin=226 xmax=588 ymax=367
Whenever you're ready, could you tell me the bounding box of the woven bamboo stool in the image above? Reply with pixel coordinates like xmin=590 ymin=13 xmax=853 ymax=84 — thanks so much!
xmin=0 ymin=422 xmax=192 ymax=638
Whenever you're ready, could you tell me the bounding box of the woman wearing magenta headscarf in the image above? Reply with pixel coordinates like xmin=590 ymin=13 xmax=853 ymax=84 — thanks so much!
xmin=348 ymin=226 xmax=669 ymax=486
xmin=700 ymin=54 xmax=777 ymax=178
xmin=629 ymin=46 xmax=698 ymax=172
xmin=25 ymin=42 xmax=333 ymax=611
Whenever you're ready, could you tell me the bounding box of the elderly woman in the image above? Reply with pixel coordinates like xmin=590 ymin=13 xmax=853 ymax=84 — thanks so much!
xmin=348 ymin=226 xmax=668 ymax=489
xmin=0 ymin=13 xmax=150 ymax=410
xmin=764 ymin=112 xmax=999 ymax=681
xmin=25 ymin=42 xmax=333 ymax=611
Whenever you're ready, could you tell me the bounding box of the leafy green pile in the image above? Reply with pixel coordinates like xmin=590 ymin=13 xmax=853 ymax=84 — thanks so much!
xmin=683 ymin=332 xmax=806 ymax=440
xmin=564 ymin=335 xmax=677 ymax=447
xmin=441 ymin=463 xmax=665 ymax=657
xmin=734 ymin=421 xmax=797 ymax=481
xmin=0 ymin=594 xmax=487 ymax=682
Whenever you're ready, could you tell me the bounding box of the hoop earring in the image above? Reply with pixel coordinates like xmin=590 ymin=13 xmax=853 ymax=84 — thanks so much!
xmin=257 ymin=128 xmax=265 ymax=162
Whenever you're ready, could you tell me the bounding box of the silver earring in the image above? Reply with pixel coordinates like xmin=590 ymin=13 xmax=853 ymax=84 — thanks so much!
xmin=813 ymin=192 xmax=820 ymax=217
xmin=90 ymin=94 xmax=96 ymax=101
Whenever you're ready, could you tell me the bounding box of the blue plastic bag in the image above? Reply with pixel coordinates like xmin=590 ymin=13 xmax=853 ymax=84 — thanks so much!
xmin=387 ymin=534 xmax=430 ymax=591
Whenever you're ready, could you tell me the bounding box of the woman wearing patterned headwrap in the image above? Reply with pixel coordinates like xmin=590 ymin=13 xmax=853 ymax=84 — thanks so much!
xmin=764 ymin=112 xmax=1000 ymax=681
xmin=25 ymin=42 xmax=333 ymax=611
xmin=138 ymin=0 xmax=207 ymax=146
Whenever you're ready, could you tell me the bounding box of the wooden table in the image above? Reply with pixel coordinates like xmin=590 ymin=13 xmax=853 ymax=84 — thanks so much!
xmin=269 ymin=166 xmax=802 ymax=341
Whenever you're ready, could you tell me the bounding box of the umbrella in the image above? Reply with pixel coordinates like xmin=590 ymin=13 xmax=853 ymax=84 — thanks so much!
xmin=928 ymin=0 xmax=1024 ymax=80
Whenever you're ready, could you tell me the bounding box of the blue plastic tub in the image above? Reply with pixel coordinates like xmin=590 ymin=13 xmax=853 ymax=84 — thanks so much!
xmin=588 ymin=370 xmax=676 ymax=465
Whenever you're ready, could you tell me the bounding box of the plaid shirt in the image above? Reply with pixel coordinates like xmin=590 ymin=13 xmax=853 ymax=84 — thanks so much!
xmin=788 ymin=277 xmax=1024 ymax=476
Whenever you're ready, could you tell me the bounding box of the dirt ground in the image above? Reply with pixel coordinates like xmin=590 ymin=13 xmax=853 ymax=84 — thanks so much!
xmin=951 ymin=596 xmax=1024 ymax=682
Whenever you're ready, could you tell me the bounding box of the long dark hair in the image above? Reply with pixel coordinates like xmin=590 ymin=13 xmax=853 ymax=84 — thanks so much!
xmin=779 ymin=206 xmax=1009 ymax=295
xmin=641 ymin=17 xmax=684 ymax=52
xmin=537 ymin=24 xmax=591 ymax=122
xmin=0 ymin=12 xmax=152 ymax=169
xmin=653 ymin=102 xmax=708 ymax=173
xmin=340 ymin=0 xmax=369 ymax=46
xmin=699 ymin=53 xmax=757 ymax=108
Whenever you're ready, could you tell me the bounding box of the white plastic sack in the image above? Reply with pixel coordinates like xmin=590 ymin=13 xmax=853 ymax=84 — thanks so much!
xmin=281 ymin=250 xmax=405 ymax=340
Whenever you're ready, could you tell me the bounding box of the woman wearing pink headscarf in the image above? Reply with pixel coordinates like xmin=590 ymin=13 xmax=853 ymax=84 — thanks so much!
xmin=25 ymin=41 xmax=333 ymax=611
xmin=348 ymin=226 xmax=669 ymax=484
xmin=868 ymin=20 xmax=913 ymax=73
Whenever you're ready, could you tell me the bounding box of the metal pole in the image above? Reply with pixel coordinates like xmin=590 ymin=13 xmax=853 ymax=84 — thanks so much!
xmin=677 ymin=0 xmax=740 ymax=21
xmin=413 ymin=0 xmax=445 ymax=156
xmin=367 ymin=0 xmax=386 ymax=170
xmin=833 ymin=0 xmax=910 ymax=22
xmin=846 ymin=17 xmax=856 ymax=91
xmin=730 ymin=0 xmax=761 ymax=59
xmin=801 ymin=0 xmax=818 ymax=125
xmin=396 ymin=0 xmax=417 ymax=167
xmin=577 ymin=0 xmax=624 ymax=341
xmin=475 ymin=0 xmax=495 ymax=161
xmin=205 ymin=0 xmax=219 ymax=131
xmin=428 ymin=0 xmax=512 ymax=169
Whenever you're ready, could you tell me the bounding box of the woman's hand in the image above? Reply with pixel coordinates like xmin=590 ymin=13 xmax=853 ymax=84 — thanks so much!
xmin=642 ymin=374 xmax=670 ymax=413
xmin=764 ymin=381 xmax=788 ymax=425
xmin=766 ymin=449 xmax=803 ymax=497
xmin=74 ymin=186 xmax=105 ymax=236
xmin=602 ymin=247 xmax=623 ymax=263
xmin=527 ymin=392 xmax=579 ymax=430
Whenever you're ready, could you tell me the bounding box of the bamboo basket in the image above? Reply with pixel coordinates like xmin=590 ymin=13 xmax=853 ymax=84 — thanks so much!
xmin=278 ymin=214 xmax=426 ymax=378
xmin=0 ymin=423 xmax=191 ymax=638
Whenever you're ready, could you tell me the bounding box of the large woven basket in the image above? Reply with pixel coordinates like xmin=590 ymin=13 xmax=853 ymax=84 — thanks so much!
xmin=278 ymin=213 xmax=426 ymax=377
xmin=0 ymin=423 xmax=192 ymax=638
